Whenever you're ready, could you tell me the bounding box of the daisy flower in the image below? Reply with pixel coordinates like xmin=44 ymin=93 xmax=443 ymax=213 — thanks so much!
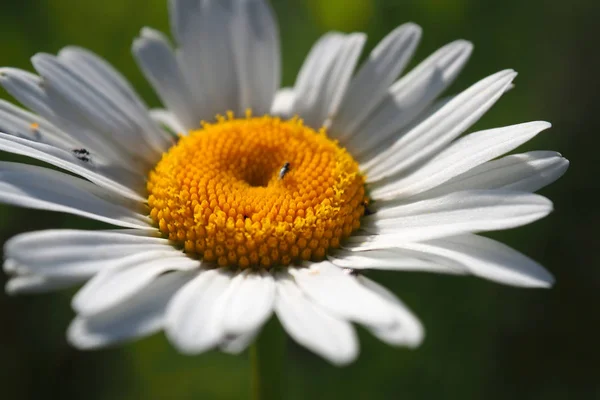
xmin=0 ymin=0 xmax=568 ymax=366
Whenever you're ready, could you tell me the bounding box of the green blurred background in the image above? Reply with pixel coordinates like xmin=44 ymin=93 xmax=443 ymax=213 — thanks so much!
xmin=0 ymin=0 xmax=598 ymax=399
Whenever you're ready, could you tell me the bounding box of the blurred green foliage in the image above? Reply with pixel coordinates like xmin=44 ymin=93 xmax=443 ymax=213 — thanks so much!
xmin=1 ymin=0 xmax=599 ymax=399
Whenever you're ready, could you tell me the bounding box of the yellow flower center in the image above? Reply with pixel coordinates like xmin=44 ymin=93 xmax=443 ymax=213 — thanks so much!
xmin=147 ymin=114 xmax=367 ymax=269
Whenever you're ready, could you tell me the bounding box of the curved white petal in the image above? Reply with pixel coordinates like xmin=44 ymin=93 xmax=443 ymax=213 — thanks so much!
xmin=231 ymin=0 xmax=280 ymax=116
xmin=220 ymin=329 xmax=260 ymax=355
xmin=7 ymin=246 xmax=175 ymax=279
xmin=270 ymin=87 xmax=295 ymax=118
xmin=165 ymin=268 xmax=234 ymax=354
xmin=409 ymin=151 xmax=569 ymax=201
xmin=170 ymin=0 xmax=239 ymax=119
xmin=5 ymin=273 xmax=84 ymax=295
xmin=346 ymin=40 xmax=472 ymax=157
xmin=221 ymin=269 xmax=275 ymax=336
xmin=0 ymin=162 xmax=151 ymax=229
xmin=0 ymin=99 xmax=74 ymax=149
xmin=328 ymin=248 xmax=465 ymax=274
xmin=289 ymin=33 xmax=342 ymax=122
xmin=288 ymin=261 xmax=397 ymax=326
xmin=3 ymin=259 xmax=17 ymax=274
xmin=274 ymin=271 xmax=358 ymax=366
xmin=394 ymin=235 xmax=555 ymax=287
xmin=0 ymin=67 xmax=136 ymax=169
xmin=72 ymin=252 xmax=199 ymax=316
xmin=57 ymin=47 xmax=175 ymax=148
xmin=68 ymin=271 xmax=194 ymax=349
xmin=57 ymin=46 xmax=150 ymax=112
xmin=133 ymin=28 xmax=198 ymax=130
xmin=291 ymin=33 xmax=366 ymax=129
xmin=320 ymin=33 xmax=367 ymax=129
xmin=357 ymin=276 xmax=424 ymax=347
xmin=371 ymin=189 xmax=552 ymax=219
xmin=370 ymin=121 xmax=552 ymax=199
xmin=331 ymin=23 xmax=422 ymax=139
xmin=5 ymin=228 xmax=163 ymax=252
xmin=349 ymin=190 xmax=552 ymax=248
xmin=364 ymin=69 xmax=517 ymax=181
xmin=150 ymin=109 xmax=187 ymax=136
xmin=31 ymin=53 xmax=165 ymax=161
xmin=5 ymin=229 xmax=170 ymax=278
xmin=0 ymin=133 xmax=146 ymax=201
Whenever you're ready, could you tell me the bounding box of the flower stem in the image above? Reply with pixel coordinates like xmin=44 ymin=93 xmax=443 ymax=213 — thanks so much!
xmin=250 ymin=317 xmax=286 ymax=400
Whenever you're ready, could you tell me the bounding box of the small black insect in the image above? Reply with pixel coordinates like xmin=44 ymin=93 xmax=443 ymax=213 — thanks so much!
xmin=72 ymin=148 xmax=91 ymax=162
xmin=278 ymin=162 xmax=291 ymax=180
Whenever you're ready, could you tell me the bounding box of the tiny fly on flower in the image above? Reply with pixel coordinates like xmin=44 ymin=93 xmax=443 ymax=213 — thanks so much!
xmin=278 ymin=162 xmax=290 ymax=180
xmin=72 ymin=148 xmax=90 ymax=162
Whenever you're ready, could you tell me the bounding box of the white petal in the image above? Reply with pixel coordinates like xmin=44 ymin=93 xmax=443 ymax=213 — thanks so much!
xmin=5 ymin=229 xmax=170 ymax=278
xmin=0 ymin=99 xmax=74 ymax=149
xmin=320 ymin=34 xmax=366 ymax=129
xmin=270 ymin=87 xmax=295 ymax=118
xmin=355 ymin=94 xmax=456 ymax=167
xmin=133 ymin=28 xmax=198 ymax=130
xmin=289 ymin=33 xmax=342 ymax=122
xmin=170 ymin=0 xmax=239 ymax=119
xmin=289 ymin=261 xmax=397 ymax=326
xmin=220 ymin=329 xmax=260 ymax=354
xmin=291 ymin=33 xmax=366 ymax=129
xmin=31 ymin=53 xmax=165 ymax=161
xmin=409 ymin=151 xmax=569 ymax=201
xmin=331 ymin=23 xmax=422 ymax=139
xmin=3 ymin=259 xmax=17 ymax=274
xmin=5 ymin=228 xmax=163 ymax=252
xmin=274 ymin=271 xmax=358 ymax=366
xmin=350 ymin=190 xmax=553 ymax=248
xmin=7 ymin=245 xmax=174 ymax=279
xmin=370 ymin=121 xmax=552 ymax=200
xmin=328 ymin=248 xmax=465 ymax=274
xmin=0 ymin=91 xmax=149 ymax=192
xmin=0 ymin=68 xmax=62 ymax=129
xmin=6 ymin=274 xmax=83 ymax=295
xmin=72 ymin=252 xmax=199 ymax=316
xmin=57 ymin=46 xmax=149 ymax=112
xmin=394 ymin=235 xmax=554 ymax=287
xmin=150 ymin=109 xmax=187 ymax=135
xmin=345 ymin=40 xmax=472 ymax=157
xmin=165 ymin=268 xmax=234 ymax=354
xmin=364 ymin=69 xmax=517 ymax=181
xmin=0 ymin=132 xmax=146 ymax=201
xmin=57 ymin=47 xmax=174 ymax=149
xmin=0 ymin=67 xmax=133 ymax=167
xmin=67 ymin=271 xmax=194 ymax=349
xmin=357 ymin=276 xmax=424 ymax=347
xmin=0 ymin=162 xmax=151 ymax=229
xmin=221 ymin=269 xmax=275 ymax=336
xmin=231 ymin=0 xmax=280 ymax=116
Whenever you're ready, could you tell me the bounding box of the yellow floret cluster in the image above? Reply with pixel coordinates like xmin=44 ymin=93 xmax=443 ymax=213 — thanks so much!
xmin=147 ymin=113 xmax=367 ymax=269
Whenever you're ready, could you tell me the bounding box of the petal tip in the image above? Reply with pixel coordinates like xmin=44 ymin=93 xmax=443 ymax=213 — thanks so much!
xmin=3 ymin=258 xmax=17 ymax=274
xmin=450 ymin=39 xmax=474 ymax=55
xmin=5 ymin=279 xmax=20 ymax=295
xmin=400 ymin=22 xmax=422 ymax=36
